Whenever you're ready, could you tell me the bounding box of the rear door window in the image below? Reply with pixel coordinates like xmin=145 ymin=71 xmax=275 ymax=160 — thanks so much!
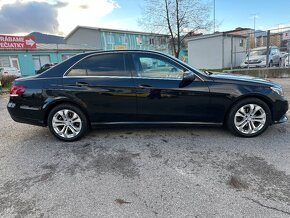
xmin=67 ymin=53 xmax=130 ymax=77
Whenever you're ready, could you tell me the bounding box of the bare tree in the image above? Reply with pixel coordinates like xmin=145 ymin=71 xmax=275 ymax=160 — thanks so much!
xmin=140 ymin=0 xmax=212 ymax=58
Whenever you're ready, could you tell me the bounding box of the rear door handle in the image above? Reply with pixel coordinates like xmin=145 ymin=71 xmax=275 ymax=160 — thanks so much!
xmin=138 ymin=84 xmax=152 ymax=88
xmin=76 ymin=82 xmax=89 ymax=87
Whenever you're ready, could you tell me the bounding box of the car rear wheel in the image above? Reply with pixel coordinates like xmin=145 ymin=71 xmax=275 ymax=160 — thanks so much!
xmin=227 ymin=98 xmax=271 ymax=137
xmin=48 ymin=104 xmax=88 ymax=141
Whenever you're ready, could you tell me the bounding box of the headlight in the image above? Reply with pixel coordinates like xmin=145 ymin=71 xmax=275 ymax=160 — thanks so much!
xmin=271 ymin=87 xmax=284 ymax=96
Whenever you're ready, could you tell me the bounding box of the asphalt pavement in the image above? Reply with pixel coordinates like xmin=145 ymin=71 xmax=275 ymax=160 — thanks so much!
xmin=0 ymin=78 xmax=289 ymax=217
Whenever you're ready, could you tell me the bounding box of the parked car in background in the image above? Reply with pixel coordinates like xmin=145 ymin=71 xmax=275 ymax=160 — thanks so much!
xmin=0 ymin=67 xmax=21 ymax=77
xmin=284 ymin=53 xmax=290 ymax=67
xmin=36 ymin=63 xmax=58 ymax=74
xmin=240 ymin=46 xmax=282 ymax=68
xmin=7 ymin=50 xmax=288 ymax=141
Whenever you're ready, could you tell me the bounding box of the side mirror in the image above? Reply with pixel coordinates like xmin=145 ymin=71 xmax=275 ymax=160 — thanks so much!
xmin=183 ymin=71 xmax=196 ymax=81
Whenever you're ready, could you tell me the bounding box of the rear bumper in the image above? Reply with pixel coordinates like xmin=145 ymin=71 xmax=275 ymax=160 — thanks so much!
xmin=7 ymin=101 xmax=46 ymax=126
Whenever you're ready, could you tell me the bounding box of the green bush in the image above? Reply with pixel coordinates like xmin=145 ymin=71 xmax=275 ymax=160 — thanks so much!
xmin=0 ymin=75 xmax=17 ymax=89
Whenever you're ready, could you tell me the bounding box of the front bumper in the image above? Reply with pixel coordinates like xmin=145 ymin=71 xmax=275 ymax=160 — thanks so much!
xmin=273 ymin=115 xmax=288 ymax=124
xmin=240 ymin=61 xmax=267 ymax=68
xmin=272 ymin=98 xmax=288 ymax=124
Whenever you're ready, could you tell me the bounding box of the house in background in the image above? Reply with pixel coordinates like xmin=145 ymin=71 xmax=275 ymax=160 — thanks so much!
xmin=256 ymin=32 xmax=289 ymax=51
xmin=1 ymin=26 xmax=173 ymax=77
xmin=223 ymin=27 xmax=255 ymax=48
xmin=28 ymin=32 xmax=65 ymax=44
xmin=65 ymin=26 xmax=172 ymax=55
xmin=187 ymin=33 xmax=247 ymax=69
xmin=0 ymin=43 xmax=97 ymax=76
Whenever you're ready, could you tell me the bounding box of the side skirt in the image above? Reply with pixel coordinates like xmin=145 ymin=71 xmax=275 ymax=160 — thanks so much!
xmin=90 ymin=121 xmax=223 ymax=127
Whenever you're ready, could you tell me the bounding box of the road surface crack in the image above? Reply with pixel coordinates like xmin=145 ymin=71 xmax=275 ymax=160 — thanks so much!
xmin=244 ymin=197 xmax=290 ymax=216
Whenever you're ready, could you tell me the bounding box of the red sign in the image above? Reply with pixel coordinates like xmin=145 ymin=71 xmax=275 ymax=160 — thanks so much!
xmin=0 ymin=35 xmax=36 ymax=49
xmin=282 ymin=32 xmax=290 ymax=40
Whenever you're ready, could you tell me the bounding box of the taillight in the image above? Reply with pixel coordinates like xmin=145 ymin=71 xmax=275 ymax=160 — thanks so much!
xmin=10 ymin=85 xmax=26 ymax=97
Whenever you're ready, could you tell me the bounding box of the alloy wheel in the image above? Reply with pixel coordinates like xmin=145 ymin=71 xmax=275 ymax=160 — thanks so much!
xmin=52 ymin=109 xmax=82 ymax=139
xmin=234 ymin=104 xmax=266 ymax=135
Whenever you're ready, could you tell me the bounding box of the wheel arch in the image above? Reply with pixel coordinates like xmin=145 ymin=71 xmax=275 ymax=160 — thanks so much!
xmin=43 ymin=99 xmax=91 ymax=127
xmin=223 ymin=94 xmax=274 ymax=125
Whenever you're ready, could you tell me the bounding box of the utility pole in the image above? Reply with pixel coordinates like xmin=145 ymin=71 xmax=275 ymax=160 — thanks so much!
xmin=253 ymin=15 xmax=256 ymax=47
xmin=266 ymin=30 xmax=270 ymax=68
xmin=213 ymin=0 xmax=216 ymax=33
xmin=251 ymin=14 xmax=258 ymax=48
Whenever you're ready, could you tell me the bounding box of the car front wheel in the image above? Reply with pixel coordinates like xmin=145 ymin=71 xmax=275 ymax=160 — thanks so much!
xmin=227 ymin=98 xmax=271 ymax=137
xmin=48 ymin=104 xmax=88 ymax=141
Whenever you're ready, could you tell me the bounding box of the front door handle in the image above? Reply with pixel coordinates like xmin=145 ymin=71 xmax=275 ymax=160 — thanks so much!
xmin=76 ymin=82 xmax=89 ymax=87
xmin=138 ymin=84 xmax=152 ymax=88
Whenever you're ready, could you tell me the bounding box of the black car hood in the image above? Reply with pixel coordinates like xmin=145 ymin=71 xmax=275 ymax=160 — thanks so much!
xmin=209 ymin=72 xmax=280 ymax=87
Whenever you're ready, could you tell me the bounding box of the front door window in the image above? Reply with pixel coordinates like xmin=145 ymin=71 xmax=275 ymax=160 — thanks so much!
xmin=133 ymin=54 xmax=185 ymax=79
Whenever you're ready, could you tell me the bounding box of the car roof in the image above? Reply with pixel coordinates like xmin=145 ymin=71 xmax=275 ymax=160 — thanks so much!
xmin=73 ymin=49 xmax=170 ymax=57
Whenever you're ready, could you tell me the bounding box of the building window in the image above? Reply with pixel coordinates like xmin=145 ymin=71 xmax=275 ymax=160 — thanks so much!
xmin=62 ymin=54 xmax=74 ymax=61
xmin=136 ymin=36 xmax=143 ymax=45
xmin=239 ymin=39 xmax=244 ymax=47
xmin=10 ymin=56 xmax=20 ymax=70
xmin=120 ymin=35 xmax=128 ymax=44
xmin=106 ymin=34 xmax=115 ymax=44
xmin=0 ymin=56 xmax=10 ymax=67
xmin=160 ymin=38 xmax=167 ymax=44
xmin=0 ymin=56 xmax=20 ymax=70
xmin=32 ymin=55 xmax=51 ymax=71
xmin=149 ymin=38 xmax=154 ymax=45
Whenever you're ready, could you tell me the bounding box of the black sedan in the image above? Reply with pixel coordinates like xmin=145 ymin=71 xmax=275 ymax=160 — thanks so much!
xmin=7 ymin=50 xmax=288 ymax=141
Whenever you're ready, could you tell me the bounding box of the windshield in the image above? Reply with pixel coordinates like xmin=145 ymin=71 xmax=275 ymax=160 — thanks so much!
xmin=249 ymin=49 xmax=267 ymax=56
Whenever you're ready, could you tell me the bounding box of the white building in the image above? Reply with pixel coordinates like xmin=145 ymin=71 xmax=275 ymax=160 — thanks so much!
xmin=187 ymin=33 xmax=247 ymax=69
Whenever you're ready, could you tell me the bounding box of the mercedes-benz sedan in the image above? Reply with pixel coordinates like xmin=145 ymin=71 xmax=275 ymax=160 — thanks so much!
xmin=7 ymin=50 xmax=288 ymax=141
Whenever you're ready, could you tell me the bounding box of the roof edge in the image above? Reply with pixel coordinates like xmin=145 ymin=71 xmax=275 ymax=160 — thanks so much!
xmin=64 ymin=25 xmax=170 ymax=40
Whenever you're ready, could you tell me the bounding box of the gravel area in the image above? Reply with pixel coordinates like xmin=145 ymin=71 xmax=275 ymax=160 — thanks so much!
xmin=0 ymin=79 xmax=289 ymax=217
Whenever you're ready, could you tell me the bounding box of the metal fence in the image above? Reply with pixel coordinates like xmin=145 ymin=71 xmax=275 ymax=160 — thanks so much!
xmin=228 ymin=26 xmax=290 ymax=70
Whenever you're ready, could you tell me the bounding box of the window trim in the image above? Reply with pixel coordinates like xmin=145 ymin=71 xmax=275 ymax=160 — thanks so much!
xmin=63 ymin=51 xmax=204 ymax=82
xmin=64 ymin=52 xmax=130 ymax=78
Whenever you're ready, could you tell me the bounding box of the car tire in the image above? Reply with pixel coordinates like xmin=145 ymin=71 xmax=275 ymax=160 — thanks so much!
xmin=279 ymin=58 xmax=282 ymax=67
xmin=226 ymin=98 xmax=271 ymax=137
xmin=48 ymin=104 xmax=88 ymax=141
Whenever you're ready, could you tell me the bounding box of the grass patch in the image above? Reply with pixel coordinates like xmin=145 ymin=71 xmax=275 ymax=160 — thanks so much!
xmin=201 ymin=68 xmax=231 ymax=72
